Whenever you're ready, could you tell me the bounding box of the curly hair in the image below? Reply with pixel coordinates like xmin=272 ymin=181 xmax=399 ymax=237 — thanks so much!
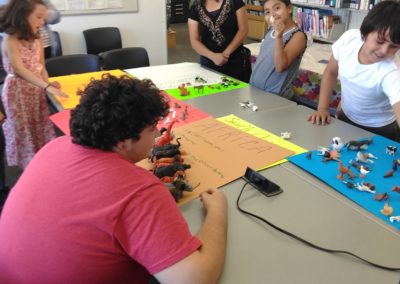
xmin=70 ymin=74 xmax=170 ymax=150
xmin=0 ymin=0 xmax=45 ymax=41
xmin=360 ymin=0 xmax=400 ymax=44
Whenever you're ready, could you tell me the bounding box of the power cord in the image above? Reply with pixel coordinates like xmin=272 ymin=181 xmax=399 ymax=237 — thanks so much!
xmin=236 ymin=180 xmax=400 ymax=271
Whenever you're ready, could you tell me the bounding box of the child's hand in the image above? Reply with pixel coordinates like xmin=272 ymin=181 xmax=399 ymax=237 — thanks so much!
xmin=308 ymin=109 xmax=331 ymax=125
xmin=46 ymin=85 xmax=69 ymax=99
xmin=272 ymin=20 xmax=285 ymax=38
xmin=212 ymin=53 xmax=228 ymax=66
xmin=49 ymin=81 xmax=61 ymax=89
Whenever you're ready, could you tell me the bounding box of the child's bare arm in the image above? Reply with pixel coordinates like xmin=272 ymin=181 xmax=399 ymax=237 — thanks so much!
xmin=273 ymin=25 xmax=306 ymax=72
xmin=5 ymin=36 xmax=68 ymax=98
xmin=6 ymin=36 xmax=49 ymax=89
xmin=308 ymin=56 xmax=339 ymax=125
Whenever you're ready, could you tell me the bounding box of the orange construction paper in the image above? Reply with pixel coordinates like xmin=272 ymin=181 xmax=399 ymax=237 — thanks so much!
xmin=138 ymin=117 xmax=294 ymax=204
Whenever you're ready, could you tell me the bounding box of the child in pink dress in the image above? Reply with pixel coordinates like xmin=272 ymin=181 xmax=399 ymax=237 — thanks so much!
xmin=0 ymin=0 xmax=68 ymax=169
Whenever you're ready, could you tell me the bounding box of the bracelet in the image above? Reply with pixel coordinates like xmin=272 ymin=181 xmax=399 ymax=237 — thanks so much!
xmin=44 ymin=83 xmax=52 ymax=91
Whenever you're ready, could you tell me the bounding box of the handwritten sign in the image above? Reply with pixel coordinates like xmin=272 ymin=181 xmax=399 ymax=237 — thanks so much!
xmin=217 ymin=114 xmax=307 ymax=168
xmin=138 ymin=117 xmax=294 ymax=204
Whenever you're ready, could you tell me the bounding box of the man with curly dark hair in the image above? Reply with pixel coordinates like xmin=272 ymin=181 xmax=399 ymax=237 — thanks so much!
xmin=0 ymin=74 xmax=228 ymax=284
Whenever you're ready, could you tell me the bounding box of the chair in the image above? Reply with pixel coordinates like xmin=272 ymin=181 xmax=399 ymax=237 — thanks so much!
xmin=45 ymin=54 xmax=101 ymax=77
xmin=83 ymin=27 xmax=122 ymax=55
xmin=0 ymin=35 xmax=7 ymax=84
xmin=51 ymin=31 xmax=62 ymax=57
xmin=99 ymin=47 xmax=150 ymax=70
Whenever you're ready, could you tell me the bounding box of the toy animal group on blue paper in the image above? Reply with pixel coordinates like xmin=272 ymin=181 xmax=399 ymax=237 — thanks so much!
xmin=309 ymin=136 xmax=400 ymax=224
xmin=149 ymin=120 xmax=194 ymax=202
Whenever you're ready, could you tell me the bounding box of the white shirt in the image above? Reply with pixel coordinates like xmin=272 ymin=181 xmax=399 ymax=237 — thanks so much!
xmin=332 ymin=29 xmax=400 ymax=127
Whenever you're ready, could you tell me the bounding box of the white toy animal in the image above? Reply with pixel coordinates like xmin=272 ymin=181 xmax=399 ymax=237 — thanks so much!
xmin=331 ymin=137 xmax=344 ymax=152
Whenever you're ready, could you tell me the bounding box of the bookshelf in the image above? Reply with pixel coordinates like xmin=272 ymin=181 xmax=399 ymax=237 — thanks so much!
xmin=291 ymin=2 xmax=350 ymax=43
xmin=245 ymin=0 xmax=369 ymax=42
xmin=245 ymin=4 xmax=267 ymax=40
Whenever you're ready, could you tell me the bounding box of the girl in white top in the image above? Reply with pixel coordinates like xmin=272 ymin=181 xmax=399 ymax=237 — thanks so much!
xmin=308 ymin=0 xmax=400 ymax=142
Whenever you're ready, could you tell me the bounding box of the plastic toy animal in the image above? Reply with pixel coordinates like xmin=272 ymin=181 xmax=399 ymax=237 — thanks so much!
xmin=337 ymin=161 xmax=355 ymax=180
xmin=390 ymin=216 xmax=400 ymax=223
xmin=386 ymin=145 xmax=397 ymax=156
xmin=317 ymin=147 xmax=340 ymax=162
xmin=393 ymin=159 xmax=400 ymax=171
xmin=342 ymin=180 xmax=357 ymax=189
xmin=356 ymin=182 xmax=376 ymax=194
xmin=331 ymin=137 xmax=344 ymax=152
xmin=193 ymin=85 xmax=205 ymax=94
xmin=154 ymin=120 xmax=177 ymax=148
xmin=355 ymin=151 xmax=377 ymax=163
xmin=154 ymin=163 xmax=191 ymax=179
xmin=346 ymin=138 xmax=372 ymax=151
xmin=349 ymin=161 xmax=370 ymax=178
xmin=374 ymin=193 xmax=389 ymax=201
xmin=165 ymin=175 xmax=194 ymax=202
xmin=178 ymin=83 xmax=190 ymax=96
xmin=280 ymin=132 xmax=292 ymax=139
xmin=195 ymin=76 xmax=207 ymax=83
xmin=384 ymin=169 xmax=394 ymax=178
xmin=380 ymin=202 xmax=393 ymax=216
xmin=155 ymin=155 xmax=184 ymax=164
xmin=392 ymin=185 xmax=400 ymax=193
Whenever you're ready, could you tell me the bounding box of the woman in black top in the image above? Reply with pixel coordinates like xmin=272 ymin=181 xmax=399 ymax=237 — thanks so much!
xmin=188 ymin=0 xmax=249 ymax=81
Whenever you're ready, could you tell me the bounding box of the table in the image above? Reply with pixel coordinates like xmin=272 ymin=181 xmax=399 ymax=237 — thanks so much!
xmin=181 ymin=164 xmax=400 ymax=283
xmin=180 ymin=105 xmax=400 ymax=283
xmin=184 ymin=85 xmax=296 ymax=118
xmin=47 ymin=64 xmax=400 ymax=283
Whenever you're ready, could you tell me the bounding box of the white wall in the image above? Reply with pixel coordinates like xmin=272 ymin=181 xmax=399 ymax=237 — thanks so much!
xmin=52 ymin=0 xmax=168 ymax=65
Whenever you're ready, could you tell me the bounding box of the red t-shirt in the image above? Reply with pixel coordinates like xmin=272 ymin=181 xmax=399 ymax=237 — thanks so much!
xmin=0 ymin=136 xmax=201 ymax=283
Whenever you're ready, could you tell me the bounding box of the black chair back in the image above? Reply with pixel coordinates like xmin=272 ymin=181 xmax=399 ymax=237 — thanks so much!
xmin=52 ymin=31 xmax=62 ymax=57
xmin=99 ymin=47 xmax=150 ymax=70
xmin=0 ymin=36 xmax=6 ymax=84
xmin=83 ymin=27 xmax=122 ymax=55
xmin=45 ymin=54 xmax=101 ymax=77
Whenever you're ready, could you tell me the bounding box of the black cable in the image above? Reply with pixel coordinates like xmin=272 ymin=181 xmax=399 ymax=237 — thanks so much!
xmin=236 ymin=181 xmax=400 ymax=271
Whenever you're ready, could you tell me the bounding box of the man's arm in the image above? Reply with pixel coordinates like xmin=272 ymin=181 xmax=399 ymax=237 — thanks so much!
xmin=308 ymin=55 xmax=339 ymax=125
xmin=154 ymin=188 xmax=228 ymax=284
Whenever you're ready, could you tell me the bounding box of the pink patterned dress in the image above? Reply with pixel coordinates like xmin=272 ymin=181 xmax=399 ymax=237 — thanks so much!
xmin=1 ymin=38 xmax=55 ymax=169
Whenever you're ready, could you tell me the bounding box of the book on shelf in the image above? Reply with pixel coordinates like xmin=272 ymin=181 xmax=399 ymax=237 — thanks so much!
xmin=292 ymin=6 xmax=343 ymax=41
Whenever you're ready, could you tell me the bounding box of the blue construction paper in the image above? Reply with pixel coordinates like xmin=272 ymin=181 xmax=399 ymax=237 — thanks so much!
xmin=288 ymin=135 xmax=400 ymax=230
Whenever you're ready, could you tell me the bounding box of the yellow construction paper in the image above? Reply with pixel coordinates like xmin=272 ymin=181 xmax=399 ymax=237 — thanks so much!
xmin=217 ymin=114 xmax=307 ymax=168
xmin=50 ymin=70 xmax=127 ymax=110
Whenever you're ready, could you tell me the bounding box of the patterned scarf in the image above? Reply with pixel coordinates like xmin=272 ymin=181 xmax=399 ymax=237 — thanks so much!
xmin=195 ymin=0 xmax=232 ymax=46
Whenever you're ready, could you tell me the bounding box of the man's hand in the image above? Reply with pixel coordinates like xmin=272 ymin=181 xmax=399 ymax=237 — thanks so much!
xmin=200 ymin=188 xmax=227 ymax=214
